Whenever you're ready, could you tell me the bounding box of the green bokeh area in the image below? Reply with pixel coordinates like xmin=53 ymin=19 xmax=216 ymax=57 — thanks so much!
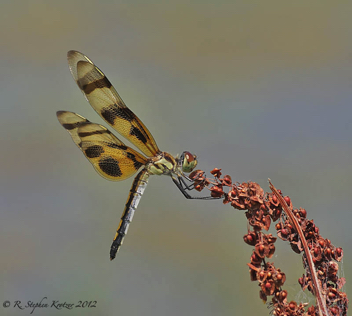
xmin=1 ymin=1 xmax=351 ymax=315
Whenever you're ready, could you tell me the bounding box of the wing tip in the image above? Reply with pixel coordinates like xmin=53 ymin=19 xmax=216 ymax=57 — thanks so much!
xmin=67 ymin=50 xmax=80 ymax=59
xmin=56 ymin=111 xmax=67 ymax=122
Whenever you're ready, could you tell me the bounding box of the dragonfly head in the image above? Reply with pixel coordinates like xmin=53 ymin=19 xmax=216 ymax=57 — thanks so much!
xmin=180 ymin=151 xmax=198 ymax=173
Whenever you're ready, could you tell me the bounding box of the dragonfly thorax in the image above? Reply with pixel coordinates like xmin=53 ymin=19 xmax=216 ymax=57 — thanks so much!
xmin=147 ymin=152 xmax=178 ymax=176
xmin=147 ymin=151 xmax=198 ymax=176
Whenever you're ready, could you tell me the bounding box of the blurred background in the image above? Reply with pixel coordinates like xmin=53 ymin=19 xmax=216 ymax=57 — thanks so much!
xmin=1 ymin=1 xmax=351 ymax=315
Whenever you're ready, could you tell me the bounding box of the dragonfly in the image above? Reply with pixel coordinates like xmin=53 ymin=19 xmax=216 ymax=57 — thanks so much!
xmin=57 ymin=51 xmax=213 ymax=260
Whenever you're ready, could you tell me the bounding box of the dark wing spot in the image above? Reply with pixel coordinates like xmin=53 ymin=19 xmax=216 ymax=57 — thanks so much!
xmin=85 ymin=145 xmax=104 ymax=158
xmin=107 ymin=143 xmax=128 ymax=151
xmin=99 ymin=157 xmax=122 ymax=178
xmin=78 ymin=129 xmax=110 ymax=138
xmin=81 ymin=77 xmax=112 ymax=95
xmin=118 ymin=106 xmax=135 ymax=121
xmin=101 ymin=107 xmax=118 ymax=125
xmin=62 ymin=121 xmax=87 ymax=130
xmin=101 ymin=106 xmax=133 ymax=125
xmin=126 ymin=152 xmax=144 ymax=170
xmin=130 ymin=126 xmax=147 ymax=144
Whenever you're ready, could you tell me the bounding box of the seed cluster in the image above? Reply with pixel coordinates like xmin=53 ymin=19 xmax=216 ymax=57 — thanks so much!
xmin=189 ymin=168 xmax=348 ymax=316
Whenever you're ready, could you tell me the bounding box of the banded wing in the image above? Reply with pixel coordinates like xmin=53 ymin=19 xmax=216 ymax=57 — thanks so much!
xmin=57 ymin=111 xmax=148 ymax=181
xmin=67 ymin=50 xmax=159 ymax=158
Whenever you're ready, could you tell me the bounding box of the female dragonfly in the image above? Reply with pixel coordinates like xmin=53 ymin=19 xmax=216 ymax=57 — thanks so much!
xmin=57 ymin=51 xmax=212 ymax=260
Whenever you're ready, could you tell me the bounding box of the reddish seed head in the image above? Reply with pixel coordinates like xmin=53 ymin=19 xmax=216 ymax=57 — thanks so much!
xmin=260 ymin=204 xmax=266 ymax=211
xmin=329 ymin=261 xmax=338 ymax=271
xmin=307 ymin=306 xmax=316 ymax=314
xmin=330 ymin=288 xmax=338 ymax=295
xmin=280 ymin=290 xmax=287 ymax=299
xmin=284 ymin=196 xmax=291 ymax=205
xmin=300 ymin=208 xmax=307 ymax=218
xmin=210 ymin=168 xmax=222 ymax=177
xmin=244 ymin=233 xmax=256 ymax=245
xmin=275 ymin=307 xmax=281 ymax=314
xmin=189 ymin=169 xmax=204 ymax=180
xmin=251 ymin=253 xmax=261 ymax=263
xmin=272 ymin=195 xmax=278 ymax=203
xmin=298 ymin=277 xmax=303 ymax=285
xmin=249 ymin=269 xmax=257 ymax=281
xmin=210 ymin=186 xmax=224 ymax=198
xmin=222 ymin=175 xmax=232 ymax=186
xmin=194 ymin=184 xmax=203 ymax=192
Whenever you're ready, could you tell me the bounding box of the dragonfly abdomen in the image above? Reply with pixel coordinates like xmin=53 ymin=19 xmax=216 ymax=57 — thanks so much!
xmin=110 ymin=169 xmax=149 ymax=260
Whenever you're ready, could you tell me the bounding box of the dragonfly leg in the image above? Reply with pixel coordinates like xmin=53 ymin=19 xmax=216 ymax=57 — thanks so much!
xmin=172 ymin=176 xmax=221 ymax=200
xmin=178 ymin=176 xmax=196 ymax=191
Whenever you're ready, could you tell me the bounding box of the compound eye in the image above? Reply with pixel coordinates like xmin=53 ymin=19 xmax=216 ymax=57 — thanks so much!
xmin=182 ymin=151 xmax=198 ymax=173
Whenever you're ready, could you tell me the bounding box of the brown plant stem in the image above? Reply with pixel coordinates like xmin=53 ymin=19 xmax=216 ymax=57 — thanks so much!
xmin=269 ymin=179 xmax=329 ymax=316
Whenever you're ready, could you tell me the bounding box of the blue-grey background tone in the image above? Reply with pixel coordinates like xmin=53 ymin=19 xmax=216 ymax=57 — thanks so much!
xmin=1 ymin=1 xmax=351 ymax=315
